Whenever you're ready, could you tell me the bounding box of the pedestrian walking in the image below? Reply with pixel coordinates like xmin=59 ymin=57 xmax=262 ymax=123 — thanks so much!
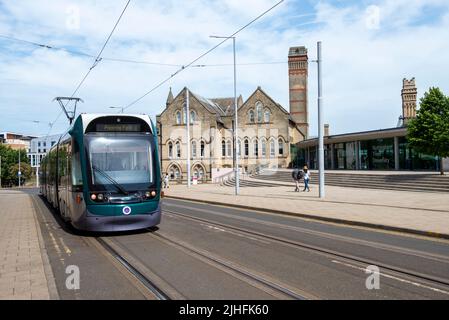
xmin=292 ymin=168 xmax=299 ymax=192
xmin=291 ymin=168 xmax=304 ymax=192
xmin=303 ymin=168 xmax=310 ymax=192
xmin=163 ymin=173 xmax=170 ymax=189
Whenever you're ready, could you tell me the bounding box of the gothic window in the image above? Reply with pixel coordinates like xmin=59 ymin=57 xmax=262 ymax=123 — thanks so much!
xmin=264 ymin=110 xmax=271 ymax=123
xmin=270 ymin=139 xmax=275 ymax=158
xmin=176 ymin=111 xmax=182 ymax=125
xmin=222 ymin=140 xmax=226 ymax=157
xmin=249 ymin=110 xmax=255 ymax=123
xmin=190 ymin=110 xmax=196 ymax=124
xmin=226 ymin=140 xmax=232 ymax=157
xmin=175 ymin=141 xmax=181 ymax=158
xmin=169 ymin=165 xmax=181 ymax=180
xmin=244 ymin=139 xmax=249 ymax=157
xmin=278 ymin=138 xmax=284 ymax=156
xmin=191 ymin=141 xmax=197 ymax=158
xmin=256 ymin=102 xmax=263 ymax=122
xmin=261 ymin=139 xmax=267 ymax=157
xmin=200 ymin=141 xmax=205 ymax=158
xmin=168 ymin=142 xmax=173 ymax=158
xmin=254 ymin=140 xmax=259 ymax=157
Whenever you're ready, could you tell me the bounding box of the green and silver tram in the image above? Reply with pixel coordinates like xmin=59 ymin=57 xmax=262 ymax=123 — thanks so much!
xmin=40 ymin=114 xmax=161 ymax=232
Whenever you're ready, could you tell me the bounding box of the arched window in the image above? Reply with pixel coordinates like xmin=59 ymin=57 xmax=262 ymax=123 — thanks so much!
xmin=175 ymin=141 xmax=181 ymax=158
xmin=244 ymin=139 xmax=249 ymax=157
xmin=200 ymin=141 xmax=205 ymax=158
xmin=168 ymin=142 xmax=173 ymax=158
xmin=169 ymin=165 xmax=181 ymax=180
xmin=226 ymin=140 xmax=232 ymax=157
xmin=256 ymin=102 xmax=263 ymax=122
xmin=270 ymin=139 xmax=275 ymax=158
xmin=191 ymin=141 xmax=197 ymax=158
xmin=249 ymin=110 xmax=255 ymax=123
xmin=254 ymin=139 xmax=259 ymax=157
xmin=222 ymin=140 xmax=226 ymax=157
xmin=176 ymin=111 xmax=182 ymax=125
xmin=193 ymin=165 xmax=205 ymax=181
xmin=278 ymin=138 xmax=284 ymax=155
xmin=190 ymin=110 xmax=196 ymax=124
xmin=183 ymin=111 xmax=187 ymax=124
xmin=264 ymin=110 xmax=270 ymax=123
xmin=261 ymin=139 xmax=267 ymax=157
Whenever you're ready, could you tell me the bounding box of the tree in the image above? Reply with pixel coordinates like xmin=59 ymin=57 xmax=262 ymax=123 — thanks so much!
xmin=0 ymin=144 xmax=30 ymax=186
xmin=407 ymin=87 xmax=449 ymax=175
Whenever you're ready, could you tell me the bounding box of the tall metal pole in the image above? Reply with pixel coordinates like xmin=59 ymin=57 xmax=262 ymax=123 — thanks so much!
xmin=233 ymin=37 xmax=239 ymax=195
xmin=317 ymin=41 xmax=325 ymax=198
xmin=186 ymin=88 xmax=191 ymax=188
xmin=0 ymin=156 xmax=2 ymax=188
xmin=36 ymin=166 xmax=39 ymax=188
xmin=18 ymin=148 xmax=21 ymax=188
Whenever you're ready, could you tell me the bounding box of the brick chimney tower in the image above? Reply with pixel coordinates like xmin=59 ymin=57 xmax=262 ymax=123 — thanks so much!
xmin=401 ymin=78 xmax=417 ymax=125
xmin=288 ymin=46 xmax=309 ymax=138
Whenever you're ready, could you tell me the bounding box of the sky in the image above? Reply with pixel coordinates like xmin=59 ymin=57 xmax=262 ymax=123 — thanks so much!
xmin=1 ymin=0 xmax=449 ymax=137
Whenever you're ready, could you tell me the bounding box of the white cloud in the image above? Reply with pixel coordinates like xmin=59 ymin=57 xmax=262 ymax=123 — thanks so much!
xmin=0 ymin=0 xmax=448 ymax=137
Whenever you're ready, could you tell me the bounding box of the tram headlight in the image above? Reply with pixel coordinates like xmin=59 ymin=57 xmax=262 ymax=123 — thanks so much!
xmin=150 ymin=191 xmax=157 ymax=197
xmin=145 ymin=191 xmax=151 ymax=198
xmin=97 ymin=193 xmax=104 ymax=201
xmin=90 ymin=194 xmax=97 ymax=201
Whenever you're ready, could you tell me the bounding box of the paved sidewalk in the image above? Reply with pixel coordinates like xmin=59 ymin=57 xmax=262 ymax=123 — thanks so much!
xmin=0 ymin=190 xmax=55 ymax=300
xmin=164 ymin=183 xmax=449 ymax=239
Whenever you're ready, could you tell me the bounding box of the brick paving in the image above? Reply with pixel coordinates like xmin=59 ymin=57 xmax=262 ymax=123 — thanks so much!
xmin=164 ymin=182 xmax=449 ymax=238
xmin=0 ymin=190 xmax=51 ymax=300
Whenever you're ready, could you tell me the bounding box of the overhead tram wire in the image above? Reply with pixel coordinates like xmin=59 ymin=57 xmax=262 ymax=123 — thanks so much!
xmin=45 ymin=0 xmax=131 ymax=139
xmin=120 ymin=0 xmax=285 ymax=112
xmin=1 ymin=34 xmax=287 ymax=68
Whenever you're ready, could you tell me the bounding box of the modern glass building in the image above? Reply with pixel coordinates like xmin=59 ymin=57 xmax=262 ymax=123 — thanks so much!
xmin=294 ymin=127 xmax=441 ymax=171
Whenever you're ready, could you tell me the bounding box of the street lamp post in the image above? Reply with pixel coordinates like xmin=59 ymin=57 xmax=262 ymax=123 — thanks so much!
xmin=18 ymin=148 xmax=21 ymax=188
xmin=317 ymin=41 xmax=325 ymax=198
xmin=210 ymin=35 xmax=239 ymax=195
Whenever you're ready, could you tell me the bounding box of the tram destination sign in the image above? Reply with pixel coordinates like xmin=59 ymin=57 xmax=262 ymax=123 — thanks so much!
xmin=96 ymin=123 xmax=141 ymax=132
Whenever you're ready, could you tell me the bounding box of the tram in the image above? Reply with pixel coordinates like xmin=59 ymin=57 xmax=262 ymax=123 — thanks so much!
xmin=40 ymin=114 xmax=161 ymax=232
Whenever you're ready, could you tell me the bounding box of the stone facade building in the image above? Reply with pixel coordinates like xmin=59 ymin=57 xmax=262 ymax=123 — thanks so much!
xmin=156 ymin=46 xmax=308 ymax=183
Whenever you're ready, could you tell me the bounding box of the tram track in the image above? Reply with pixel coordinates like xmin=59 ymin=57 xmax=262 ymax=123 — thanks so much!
xmin=147 ymin=231 xmax=311 ymax=300
xmin=163 ymin=208 xmax=449 ymax=294
xmin=93 ymin=237 xmax=173 ymax=300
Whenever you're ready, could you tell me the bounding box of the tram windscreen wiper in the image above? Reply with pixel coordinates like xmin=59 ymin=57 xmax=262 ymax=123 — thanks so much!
xmin=92 ymin=165 xmax=129 ymax=196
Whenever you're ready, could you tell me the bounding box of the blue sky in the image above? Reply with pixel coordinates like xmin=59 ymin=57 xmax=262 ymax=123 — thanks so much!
xmin=1 ymin=0 xmax=449 ymax=137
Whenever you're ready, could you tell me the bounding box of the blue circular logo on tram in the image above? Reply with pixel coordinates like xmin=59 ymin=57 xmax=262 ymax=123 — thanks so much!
xmin=122 ymin=206 xmax=132 ymax=215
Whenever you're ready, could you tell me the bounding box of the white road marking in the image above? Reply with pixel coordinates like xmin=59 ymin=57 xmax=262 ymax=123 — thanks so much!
xmin=332 ymin=260 xmax=449 ymax=296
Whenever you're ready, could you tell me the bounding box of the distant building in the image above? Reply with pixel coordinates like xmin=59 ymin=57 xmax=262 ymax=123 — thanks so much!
xmin=27 ymin=134 xmax=60 ymax=168
xmin=0 ymin=132 xmax=36 ymax=151
xmin=156 ymin=46 xmax=311 ymax=183
xmin=295 ymin=78 xmax=446 ymax=171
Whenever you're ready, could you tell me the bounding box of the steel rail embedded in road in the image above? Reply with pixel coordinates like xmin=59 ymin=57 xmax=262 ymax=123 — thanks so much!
xmin=164 ymin=208 xmax=449 ymax=291
xmin=148 ymin=231 xmax=310 ymax=300
xmin=95 ymin=237 xmax=171 ymax=300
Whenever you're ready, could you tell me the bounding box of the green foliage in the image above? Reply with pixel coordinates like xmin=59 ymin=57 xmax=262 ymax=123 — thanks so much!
xmin=0 ymin=144 xmax=30 ymax=186
xmin=407 ymin=87 xmax=449 ymax=159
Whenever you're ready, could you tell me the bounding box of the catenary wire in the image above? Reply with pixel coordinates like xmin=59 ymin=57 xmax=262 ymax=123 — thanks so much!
xmin=121 ymin=0 xmax=285 ymax=112
xmin=44 ymin=0 xmax=131 ymax=138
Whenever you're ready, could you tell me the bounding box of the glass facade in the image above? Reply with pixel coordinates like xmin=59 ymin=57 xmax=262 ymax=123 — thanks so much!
xmin=299 ymin=136 xmax=439 ymax=171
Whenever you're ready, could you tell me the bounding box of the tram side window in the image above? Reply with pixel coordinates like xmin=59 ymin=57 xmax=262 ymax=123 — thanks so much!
xmin=71 ymin=141 xmax=83 ymax=189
